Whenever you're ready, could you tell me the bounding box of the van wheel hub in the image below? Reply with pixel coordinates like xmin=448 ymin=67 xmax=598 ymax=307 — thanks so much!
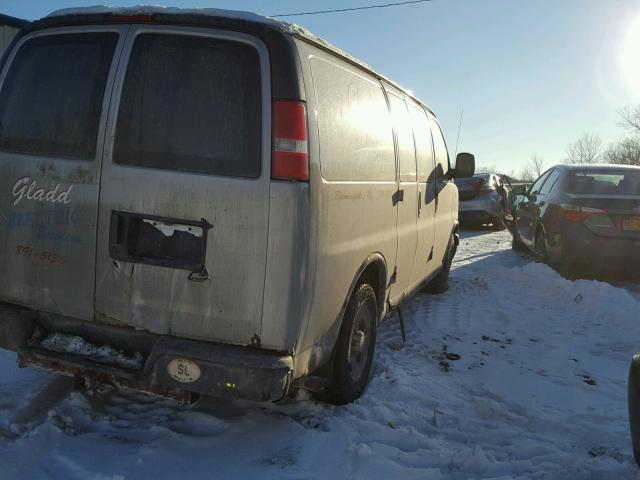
xmin=347 ymin=308 xmax=372 ymax=382
xmin=351 ymin=330 xmax=366 ymax=354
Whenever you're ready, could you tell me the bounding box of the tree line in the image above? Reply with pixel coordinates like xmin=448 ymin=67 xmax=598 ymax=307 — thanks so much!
xmin=475 ymin=104 xmax=640 ymax=182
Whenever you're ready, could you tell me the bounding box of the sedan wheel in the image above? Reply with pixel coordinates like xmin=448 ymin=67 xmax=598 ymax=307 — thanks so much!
xmin=534 ymin=229 xmax=548 ymax=263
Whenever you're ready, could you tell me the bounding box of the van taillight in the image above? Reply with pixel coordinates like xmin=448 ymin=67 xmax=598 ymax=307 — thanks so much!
xmin=272 ymin=100 xmax=309 ymax=181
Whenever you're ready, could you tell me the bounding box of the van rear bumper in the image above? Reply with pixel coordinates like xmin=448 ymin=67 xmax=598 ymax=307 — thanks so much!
xmin=0 ymin=303 xmax=293 ymax=402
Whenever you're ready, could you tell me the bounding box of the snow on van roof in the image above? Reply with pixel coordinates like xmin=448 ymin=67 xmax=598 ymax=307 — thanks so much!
xmin=47 ymin=5 xmax=284 ymax=28
xmin=46 ymin=5 xmax=373 ymax=70
xmin=45 ymin=5 xmax=426 ymax=111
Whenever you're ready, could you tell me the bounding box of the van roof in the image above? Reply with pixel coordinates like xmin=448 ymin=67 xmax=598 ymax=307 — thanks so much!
xmin=0 ymin=13 xmax=28 ymax=29
xmin=34 ymin=6 xmax=435 ymax=117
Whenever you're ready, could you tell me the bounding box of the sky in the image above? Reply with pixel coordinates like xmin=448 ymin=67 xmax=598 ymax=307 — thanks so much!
xmin=2 ymin=0 xmax=640 ymax=174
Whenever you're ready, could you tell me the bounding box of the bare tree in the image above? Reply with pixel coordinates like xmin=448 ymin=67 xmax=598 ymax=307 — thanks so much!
xmin=518 ymin=166 xmax=535 ymax=183
xmin=566 ymin=133 xmax=602 ymax=164
xmin=475 ymin=164 xmax=497 ymax=174
xmin=518 ymin=154 xmax=545 ymax=183
xmin=618 ymin=105 xmax=640 ymax=136
xmin=602 ymin=136 xmax=640 ymax=166
xmin=530 ymin=153 xmax=545 ymax=177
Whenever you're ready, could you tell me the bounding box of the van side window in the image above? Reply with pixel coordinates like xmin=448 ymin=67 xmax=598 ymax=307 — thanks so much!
xmin=387 ymin=91 xmax=416 ymax=182
xmin=114 ymin=34 xmax=262 ymax=177
xmin=408 ymin=103 xmax=434 ymax=183
xmin=539 ymin=169 xmax=560 ymax=195
xmin=429 ymin=116 xmax=450 ymax=180
xmin=0 ymin=33 xmax=118 ymax=160
xmin=310 ymin=57 xmax=395 ymax=181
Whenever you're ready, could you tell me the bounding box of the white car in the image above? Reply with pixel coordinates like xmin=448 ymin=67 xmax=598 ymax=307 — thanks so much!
xmin=455 ymin=173 xmax=511 ymax=230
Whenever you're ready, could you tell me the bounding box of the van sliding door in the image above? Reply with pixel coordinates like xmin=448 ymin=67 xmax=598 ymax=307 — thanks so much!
xmin=408 ymin=102 xmax=437 ymax=288
xmin=384 ymin=86 xmax=419 ymax=303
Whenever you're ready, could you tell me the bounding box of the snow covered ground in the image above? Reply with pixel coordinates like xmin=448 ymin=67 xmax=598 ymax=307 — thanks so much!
xmin=1 ymin=228 xmax=639 ymax=479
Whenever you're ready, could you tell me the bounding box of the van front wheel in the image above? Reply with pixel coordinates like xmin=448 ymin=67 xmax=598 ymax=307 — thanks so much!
xmin=326 ymin=283 xmax=377 ymax=405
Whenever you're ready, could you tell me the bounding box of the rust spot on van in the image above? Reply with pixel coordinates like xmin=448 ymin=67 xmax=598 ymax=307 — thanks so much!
xmin=95 ymin=310 xmax=129 ymax=328
xmin=68 ymin=166 xmax=93 ymax=184
xmin=37 ymin=162 xmax=57 ymax=178
xmin=34 ymin=162 xmax=92 ymax=184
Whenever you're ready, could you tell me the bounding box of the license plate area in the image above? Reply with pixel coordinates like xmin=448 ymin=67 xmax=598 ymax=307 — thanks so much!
xmin=623 ymin=217 xmax=640 ymax=232
xmin=109 ymin=211 xmax=212 ymax=270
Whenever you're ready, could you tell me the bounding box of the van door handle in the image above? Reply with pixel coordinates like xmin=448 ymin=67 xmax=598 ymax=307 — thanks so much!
xmin=392 ymin=189 xmax=404 ymax=206
xmin=418 ymin=191 xmax=422 ymax=216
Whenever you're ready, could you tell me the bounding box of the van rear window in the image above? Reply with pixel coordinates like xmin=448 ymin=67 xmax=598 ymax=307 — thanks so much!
xmin=114 ymin=34 xmax=262 ymax=178
xmin=0 ymin=33 xmax=118 ymax=160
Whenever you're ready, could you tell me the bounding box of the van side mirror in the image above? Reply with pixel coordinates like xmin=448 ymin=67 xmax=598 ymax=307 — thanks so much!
xmin=452 ymin=153 xmax=475 ymax=179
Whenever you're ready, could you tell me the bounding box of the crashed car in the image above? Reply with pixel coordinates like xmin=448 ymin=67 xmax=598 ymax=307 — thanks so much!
xmin=454 ymin=173 xmax=512 ymax=230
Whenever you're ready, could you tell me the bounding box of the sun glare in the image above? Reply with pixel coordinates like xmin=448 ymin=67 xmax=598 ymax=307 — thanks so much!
xmin=621 ymin=15 xmax=640 ymax=95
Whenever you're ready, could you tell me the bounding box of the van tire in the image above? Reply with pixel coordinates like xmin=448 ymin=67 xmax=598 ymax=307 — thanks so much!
xmin=423 ymin=234 xmax=456 ymax=295
xmin=325 ymin=283 xmax=377 ymax=405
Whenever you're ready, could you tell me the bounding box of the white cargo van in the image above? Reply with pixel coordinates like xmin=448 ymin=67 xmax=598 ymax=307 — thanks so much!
xmin=0 ymin=7 xmax=474 ymax=404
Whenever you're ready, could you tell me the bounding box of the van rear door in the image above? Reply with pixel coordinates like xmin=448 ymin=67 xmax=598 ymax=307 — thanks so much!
xmin=0 ymin=27 xmax=125 ymax=320
xmin=95 ymin=26 xmax=271 ymax=346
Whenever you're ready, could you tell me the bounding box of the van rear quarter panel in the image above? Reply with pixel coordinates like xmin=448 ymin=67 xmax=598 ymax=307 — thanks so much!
xmin=293 ymin=40 xmax=397 ymax=375
xmin=260 ymin=181 xmax=311 ymax=352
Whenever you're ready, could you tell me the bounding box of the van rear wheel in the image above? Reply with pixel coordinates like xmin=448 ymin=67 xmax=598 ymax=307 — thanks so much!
xmin=326 ymin=283 xmax=377 ymax=405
